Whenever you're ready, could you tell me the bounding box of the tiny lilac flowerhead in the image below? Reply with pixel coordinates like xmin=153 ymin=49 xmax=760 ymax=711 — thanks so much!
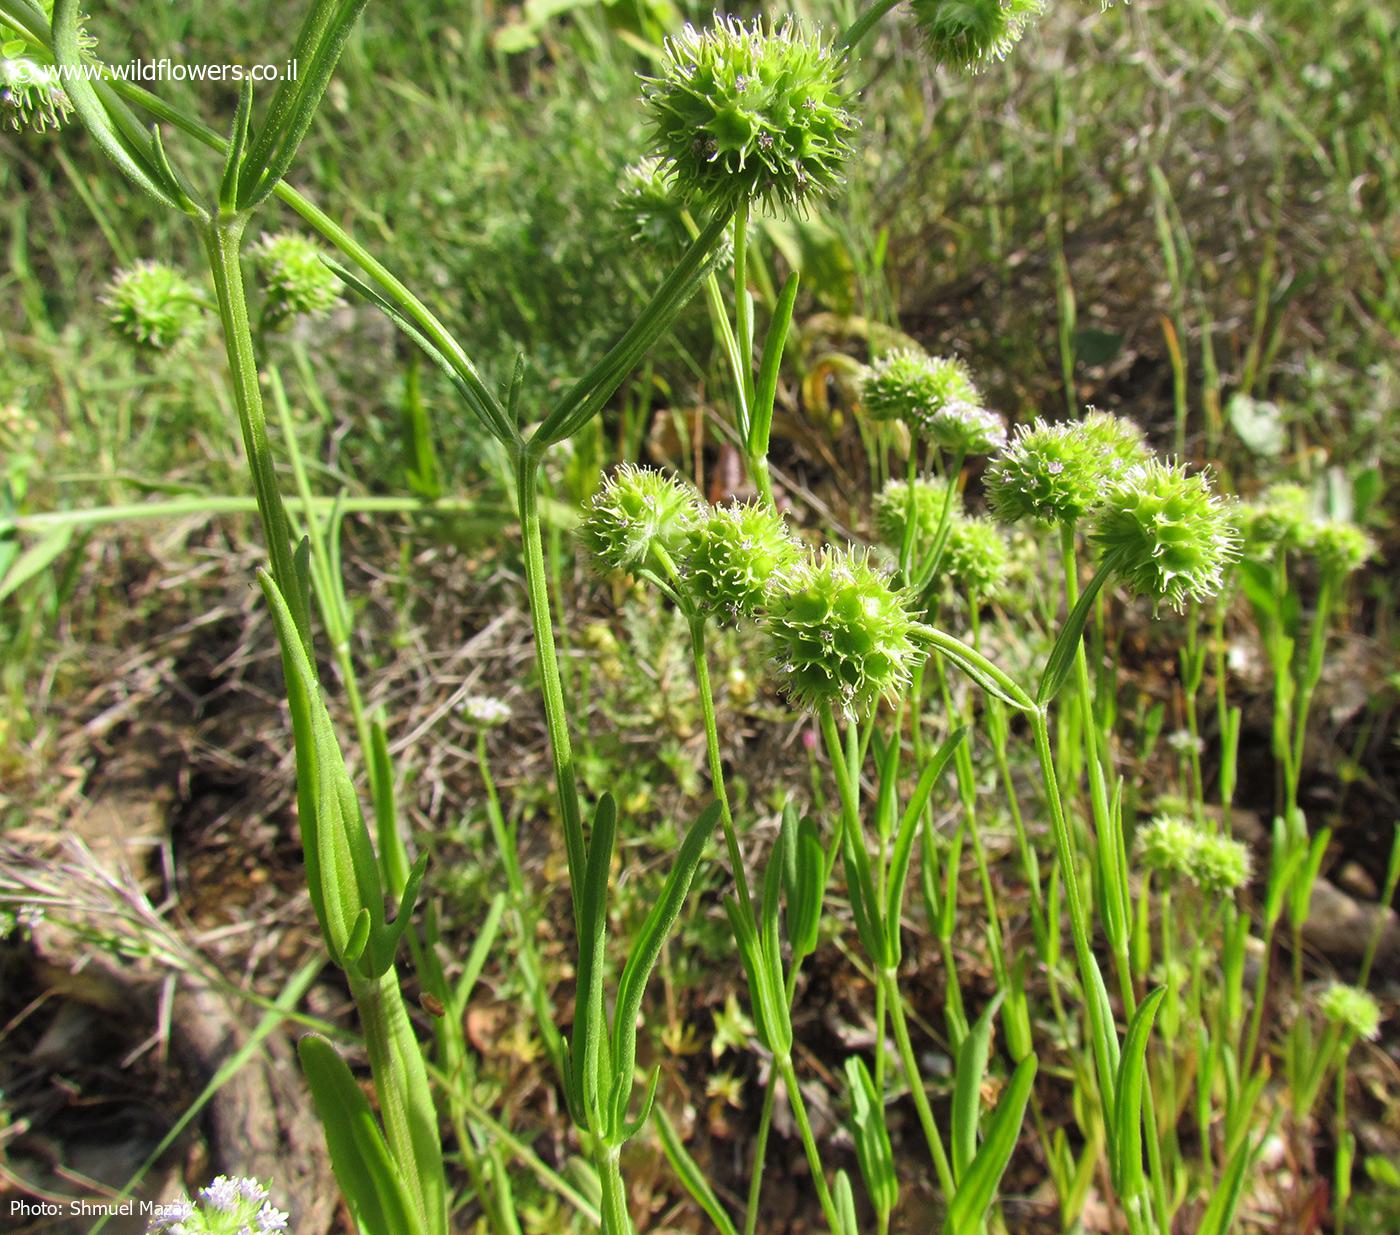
xmin=615 ymin=156 xmax=686 ymax=248
xmin=860 ymin=349 xmax=980 ymax=435
xmin=909 ymin=0 xmax=1046 ymax=70
xmin=643 ymin=16 xmax=856 ymax=215
xmin=763 ymin=546 xmax=928 ymax=716
xmin=683 ymin=501 xmax=802 ymax=621
xmin=1091 ymin=459 xmax=1241 ymax=611
xmin=463 ymin=695 xmax=512 ymax=728
xmin=148 ymin=1178 xmax=285 ymax=1235
xmin=1079 ymin=408 xmax=1150 ymax=473
xmin=103 ymin=262 xmax=207 ymax=352
xmin=578 ymin=464 xmax=702 ymax=574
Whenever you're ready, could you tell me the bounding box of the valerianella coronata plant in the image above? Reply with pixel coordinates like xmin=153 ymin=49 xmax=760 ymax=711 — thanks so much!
xmin=1137 ymin=815 xmax=1198 ymax=882
xmin=984 ymin=418 xmax=1106 ymax=525
xmin=147 ymin=1176 xmax=288 ymax=1235
xmin=1320 ymin=983 xmax=1383 ymax=1042
xmin=1186 ymin=832 xmax=1252 ymax=896
xmin=249 ymin=232 xmax=343 ymax=329
xmin=927 ymin=399 xmax=1008 ymax=456
xmin=859 ymin=348 xmax=979 ymax=433
xmin=1091 ymin=459 xmax=1241 ymax=611
xmin=103 ymin=262 xmax=207 ymax=352
xmin=764 ymin=546 xmax=927 ymax=716
xmin=943 ymin=512 xmax=1011 ymax=597
xmin=873 ymin=477 xmax=943 ymax=552
xmin=643 ymin=16 xmax=857 ymax=214
xmin=909 ymin=0 xmax=1045 ymax=70
xmin=578 ymin=464 xmax=702 ymax=574
xmin=683 ymin=501 xmax=802 ymax=621
xmin=1307 ymin=518 xmax=1374 ymax=578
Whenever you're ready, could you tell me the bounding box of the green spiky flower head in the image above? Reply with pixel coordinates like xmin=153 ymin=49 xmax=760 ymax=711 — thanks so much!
xmin=578 ymin=464 xmax=702 ymax=574
xmin=1241 ymin=482 xmax=1314 ymax=555
xmin=1080 ymin=408 xmax=1150 ymax=473
xmin=683 ymin=501 xmax=802 ymax=620
xmin=1091 ymin=459 xmax=1241 ymax=611
xmin=1187 ymin=832 xmax=1252 ymax=895
xmin=250 ymin=232 xmax=342 ymax=329
xmin=928 ymin=400 xmax=1007 ymax=456
xmin=860 ymin=349 xmax=980 ymax=433
xmin=615 ymin=156 xmax=686 ymax=248
xmin=764 ymin=546 xmax=927 ymax=716
xmin=1307 ymin=519 xmax=1374 ymax=578
xmin=102 ymin=262 xmax=206 ymax=351
xmin=873 ymin=477 xmax=944 ymax=554
xmin=1320 ymin=983 xmax=1382 ymax=1042
xmin=985 ymin=419 xmax=1106 ymax=525
xmin=1137 ymin=815 xmax=1198 ymax=881
xmin=909 ymin=0 xmax=1045 ymax=71
xmin=644 ymin=16 xmax=856 ymax=215
xmin=943 ymin=513 xmax=1011 ymax=598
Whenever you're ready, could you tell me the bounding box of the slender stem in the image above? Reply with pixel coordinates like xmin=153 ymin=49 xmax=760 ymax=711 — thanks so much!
xmin=516 ymin=450 xmax=586 ymax=930
xmin=744 ymin=967 xmax=802 ymax=1235
xmin=882 ymin=969 xmax=957 ymax=1199
xmin=597 ymin=1147 xmax=634 ymax=1235
xmin=775 ymin=1056 xmax=842 ymax=1234
xmin=840 ymin=0 xmax=901 ymax=52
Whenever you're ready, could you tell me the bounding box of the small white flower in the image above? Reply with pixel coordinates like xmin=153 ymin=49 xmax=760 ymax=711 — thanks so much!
xmin=463 ymin=695 xmax=512 ymax=727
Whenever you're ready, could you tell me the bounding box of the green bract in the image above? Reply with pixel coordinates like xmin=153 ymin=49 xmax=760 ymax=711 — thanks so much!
xmin=683 ymin=501 xmax=802 ymax=620
xmin=873 ymin=477 xmax=943 ymax=552
xmin=578 ymin=464 xmax=701 ymax=574
xmin=943 ymin=512 xmax=1010 ymax=597
xmin=102 ymin=261 xmax=207 ymax=351
xmin=984 ymin=419 xmax=1105 ymax=525
xmin=1320 ymin=983 xmax=1382 ymax=1042
xmin=860 ymin=348 xmax=979 ymax=433
xmin=909 ymin=0 xmax=1045 ymax=70
xmin=643 ymin=16 xmax=856 ymax=214
xmin=1091 ymin=459 xmax=1241 ymax=611
xmin=1186 ymin=832 xmax=1251 ymax=895
xmin=927 ymin=399 xmax=1007 ymax=456
xmin=1307 ymin=518 xmax=1374 ymax=577
xmin=249 ymin=232 xmax=343 ymax=328
xmin=764 ymin=546 xmax=927 ymax=715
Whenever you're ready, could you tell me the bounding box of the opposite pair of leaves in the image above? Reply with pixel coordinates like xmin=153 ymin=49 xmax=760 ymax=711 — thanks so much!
xmin=567 ymin=795 xmax=719 ymax=1146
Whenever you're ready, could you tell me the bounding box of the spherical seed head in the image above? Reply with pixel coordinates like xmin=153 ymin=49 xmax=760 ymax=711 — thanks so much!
xmin=943 ymin=513 xmax=1011 ymax=597
xmin=909 ymin=0 xmax=1046 ymax=71
xmin=928 ymin=399 xmax=1008 ymax=456
xmin=683 ymin=501 xmax=802 ymax=620
xmin=1091 ymin=459 xmax=1241 ymax=611
xmin=764 ymin=546 xmax=927 ymax=716
xmin=102 ymin=262 xmax=206 ymax=351
xmin=873 ymin=477 xmax=945 ymax=554
xmin=860 ymin=349 xmax=980 ymax=432
xmin=1136 ymin=815 xmax=1198 ymax=880
xmin=249 ymin=232 xmax=342 ymax=328
xmin=1320 ymin=983 xmax=1382 ymax=1041
xmin=1187 ymin=832 xmax=1252 ymax=895
xmin=644 ymin=16 xmax=857 ymax=215
xmin=1 ymin=53 xmax=72 ymax=133
xmin=1307 ymin=519 xmax=1374 ymax=577
xmin=1241 ymin=482 xmax=1313 ymax=554
xmin=985 ymin=419 xmax=1105 ymax=525
xmin=1080 ymin=408 xmax=1151 ymax=473
xmin=578 ymin=464 xmax=702 ymax=574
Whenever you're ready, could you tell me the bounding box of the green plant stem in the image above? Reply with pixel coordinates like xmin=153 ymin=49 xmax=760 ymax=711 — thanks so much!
xmin=841 ymin=0 xmax=901 ymax=52
xmin=515 ymin=449 xmax=587 ymax=930
xmin=881 ymin=968 xmax=957 ymax=1199
xmin=598 ymin=1147 xmax=634 ymax=1235
xmin=743 ymin=967 xmax=801 ymax=1235
xmin=775 ymin=1055 xmax=843 ymax=1234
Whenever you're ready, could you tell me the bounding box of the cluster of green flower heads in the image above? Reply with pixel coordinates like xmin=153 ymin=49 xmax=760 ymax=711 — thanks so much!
xmin=908 ymin=0 xmax=1046 ymax=70
xmin=682 ymin=500 xmax=802 ymax=620
xmin=643 ymin=16 xmax=857 ymax=215
xmin=249 ymin=232 xmax=343 ymax=329
xmin=578 ymin=464 xmax=701 ymax=574
xmin=1320 ymin=983 xmax=1383 ymax=1042
xmin=146 ymin=1176 xmax=288 ymax=1235
xmin=1137 ymin=814 xmax=1252 ymax=895
xmin=859 ymin=348 xmax=981 ymax=436
xmin=1241 ymin=482 xmax=1375 ymax=577
xmin=102 ymin=262 xmax=207 ymax=352
xmin=763 ymin=546 xmax=928 ymax=716
xmin=1091 ymin=458 xmax=1241 ymax=611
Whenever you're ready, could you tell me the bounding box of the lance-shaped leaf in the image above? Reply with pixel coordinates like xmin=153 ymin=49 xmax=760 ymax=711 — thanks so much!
xmin=569 ymin=794 xmax=617 ymax=1132
xmin=951 ymin=993 xmax=1005 ymax=1184
xmin=1036 ymin=547 xmax=1126 ymax=705
xmin=942 ymin=1055 xmax=1037 ymax=1235
xmin=845 ymin=1056 xmax=898 ymax=1222
xmin=1111 ymin=986 xmax=1165 ymax=1202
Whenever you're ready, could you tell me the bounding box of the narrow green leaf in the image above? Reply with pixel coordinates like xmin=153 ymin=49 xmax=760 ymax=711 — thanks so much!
xmin=749 ymin=270 xmax=800 ymax=459
xmin=1112 ymin=986 xmax=1165 ymax=1198
xmin=0 ymin=524 xmax=73 ymax=602
xmin=942 ymin=1055 xmax=1037 ymax=1235
xmin=1037 ymin=549 xmax=1124 ymax=706
xmin=570 ymin=794 xmax=616 ymax=1130
xmin=951 ymin=993 xmax=1005 ymax=1184
xmin=653 ymin=1106 xmax=740 ymax=1235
